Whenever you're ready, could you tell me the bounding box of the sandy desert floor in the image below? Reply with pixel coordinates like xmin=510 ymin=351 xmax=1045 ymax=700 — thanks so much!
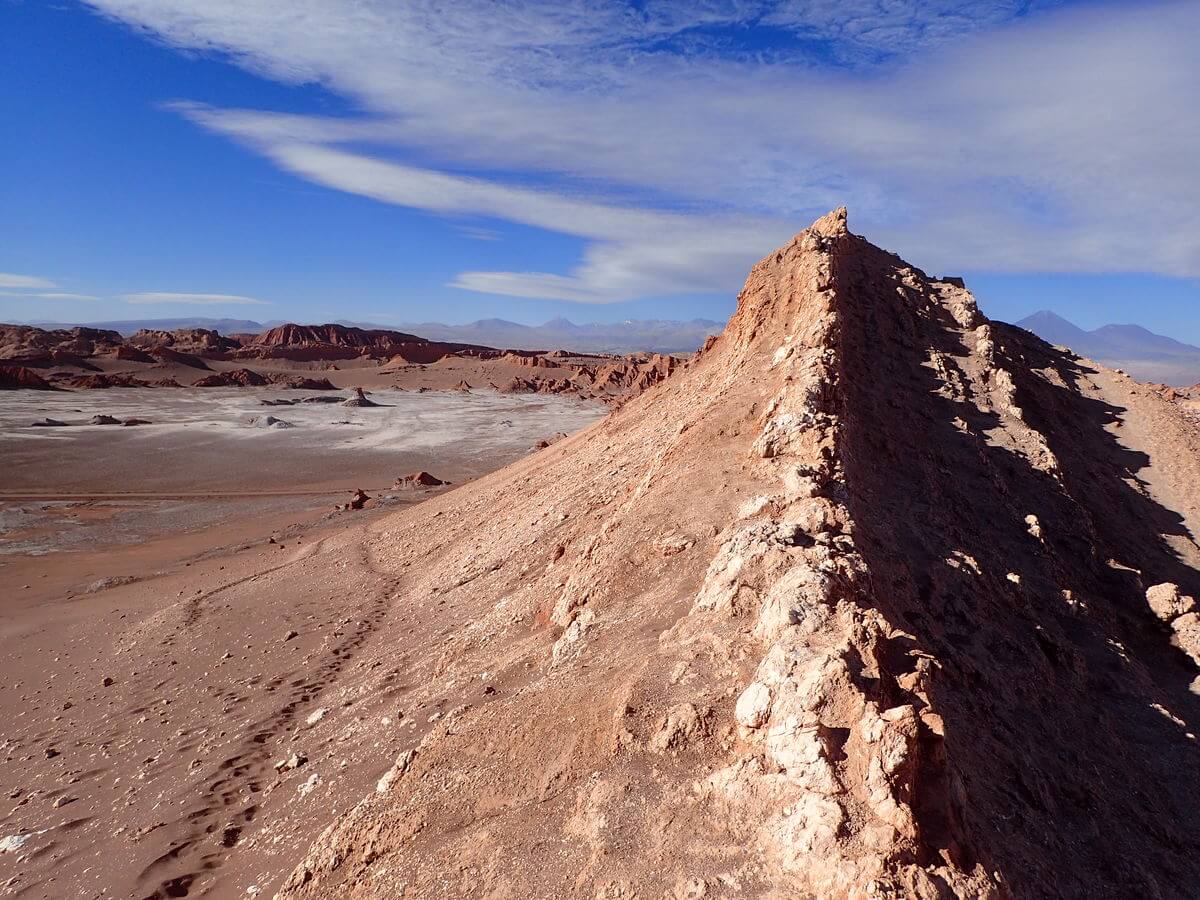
xmin=0 ymin=385 xmax=603 ymax=898
xmin=0 ymin=386 xmax=600 ymax=591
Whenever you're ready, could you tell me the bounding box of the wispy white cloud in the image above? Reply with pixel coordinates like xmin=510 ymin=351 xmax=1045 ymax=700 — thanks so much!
xmin=123 ymin=292 xmax=271 ymax=305
xmin=0 ymin=291 xmax=98 ymax=300
xmin=0 ymin=273 xmax=58 ymax=289
xmin=83 ymin=0 xmax=1200 ymax=301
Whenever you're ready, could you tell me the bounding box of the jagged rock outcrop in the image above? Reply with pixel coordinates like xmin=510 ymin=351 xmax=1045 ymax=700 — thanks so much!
xmin=127 ymin=327 xmax=240 ymax=356
xmin=272 ymin=209 xmax=1200 ymax=899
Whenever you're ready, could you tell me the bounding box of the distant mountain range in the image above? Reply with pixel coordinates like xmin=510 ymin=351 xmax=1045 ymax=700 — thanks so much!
xmin=1015 ymin=311 xmax=1200 ymax=386
xmin=20 ymin=316 xmax=724 ymax=354
xmin=392 ymin=317 xmax=723 ymax=353
xmin=22 ymin=316 xmax=275 ymax=335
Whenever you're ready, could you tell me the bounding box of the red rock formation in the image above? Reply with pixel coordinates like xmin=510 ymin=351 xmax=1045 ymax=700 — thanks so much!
xmin=240 ymin=323 xmax=502 ymax=364
xmin=266 ymin=375 xmax=337 ymax=390
xmin=128 ymin=328 xmax=241 ymax=356
xmin=191 ymin=368 xmax=270 ymax=387
xmin=110 ymin=345 xmax=155 ymax=363
xmin=66 ymin=373 xmax=151 ymax=389
xmin=0 ymin=325 xmax=124 ymax=360
xmin=499 ymin=351 xmax=556 ymax=368
xmin=0 ymin=366 xmax=55 ymax=390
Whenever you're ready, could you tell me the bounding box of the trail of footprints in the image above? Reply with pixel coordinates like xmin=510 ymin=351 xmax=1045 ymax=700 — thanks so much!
xmin=134 ymin=546 xmax=401 ymax=899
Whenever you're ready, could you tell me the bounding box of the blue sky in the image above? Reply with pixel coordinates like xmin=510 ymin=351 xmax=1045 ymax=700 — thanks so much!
xmin=2 ymin=0 xmax=1199 ymax=341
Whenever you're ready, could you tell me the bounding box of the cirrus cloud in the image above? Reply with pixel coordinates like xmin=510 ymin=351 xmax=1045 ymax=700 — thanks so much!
xmin=82 ymin=0 xmax=1200 ymax=302
xmin=0 ymin=273 xmax=58 ymax=290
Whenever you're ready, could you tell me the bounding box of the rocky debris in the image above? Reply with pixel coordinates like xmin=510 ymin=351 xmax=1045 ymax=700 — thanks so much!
xmin=297 ymin=773 xmax=322 ymax=797
xmin=375 ymin=749 xmax=416 ymax=793
xmin=1144 ymin=584 xmax=1200 ymax=666
xmin=192 ymin=368 xmax=269 ymax=387
xmin=392 ymin=471 xmax=449 ymax=490
xmin=453 ymin=380 xmax=472 ymax=392
xmin=121 ymin=418 xmax=151 ymax=427
xmin=301 ymin=395 xmax=345 ymax=404
xmin=1172 ymin=614 xmax=1200 ymax=667
xmin=649 ymin=703 xmax=710 ymax=752
xmin=275 ymin=752 xmax=307 ymax=772
xmin=335 ymin=489 xmax=374 ymax=512
xmin=0 ymin=832 xmax=43 ymax=854
xmin=342 ymin=387 xmax=381 ymax=407
xmin=0 ymin=366 xmax=55 ymax=390
xmin=283 ymin=630 xmax=299 ymax=642
xmin=249 ymin=415 xmax=295 ymax=430
xmin=90 ymin=415 xmax=122 ymax=425
xmin=30 ymin=417 xmax=70 ymax=427
xmin=1146 ymin=583 xmax=1196 ymax=622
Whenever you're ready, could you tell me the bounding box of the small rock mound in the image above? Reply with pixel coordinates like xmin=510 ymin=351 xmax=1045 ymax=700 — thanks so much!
xmin=192 ymin=368 xmax=269 ymax=388
xmin=342 ymin=387 xmax=381 ymax=407
xmin=392 ymin=471 xmax=449 ymax=490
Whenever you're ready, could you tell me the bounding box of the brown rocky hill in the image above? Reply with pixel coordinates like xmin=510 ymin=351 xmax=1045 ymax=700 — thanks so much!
xmin=0 ymin=365 xmax=55 ymax=390
xmin=127 ymin=327 xmax=241 ymax=356
xmin=0 ymin=324 xmax=124 ymax=364
xmin=264 ymin=209 xmax=1200 ymax=898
